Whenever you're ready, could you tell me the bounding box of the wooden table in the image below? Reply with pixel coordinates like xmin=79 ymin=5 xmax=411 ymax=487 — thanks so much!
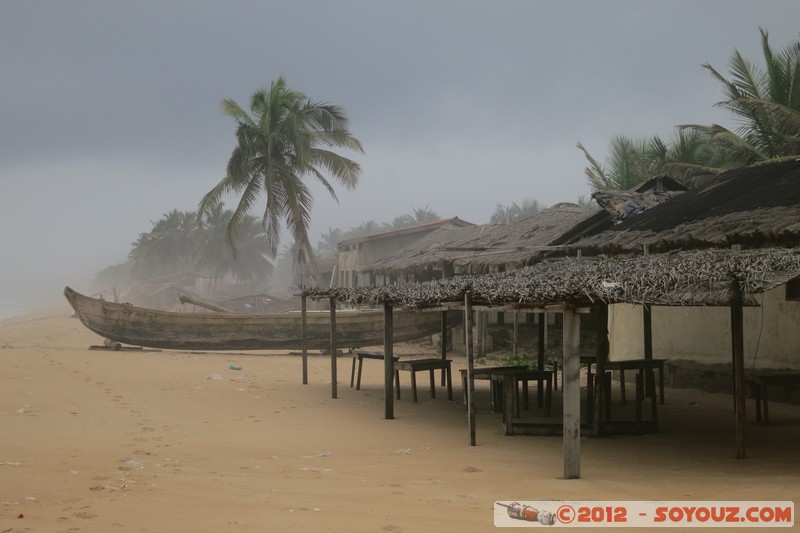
xmin=349 ymin=350 xmax=399 ymax=390
xmin=750 ymin=371 xmax=800 ymax=425
xmin=600 ymin=358 xmax=665 ymax=433
xmin=394 ymin=358 xmax=452 ymax=402
xmin=459 ymin=366 xmax=552 ymax=414
xmin=605 ymin=358 xmax=665 ymax=404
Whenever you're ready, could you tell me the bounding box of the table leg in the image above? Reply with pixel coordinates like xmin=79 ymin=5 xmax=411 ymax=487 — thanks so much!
xmin=658 ymin=365 xmax=665 ymax=404
xmin=545 ymin=374 xmax=552 ymax=417
xmin=356 ymin=356 xmax=366 ymax=390
xmin=522 ymin=380 xmax=529 ymax=411
xmin=754 ymin=383 xmax=763 ymax=422
xmin=428 ymin=369 xmax=436 ymax=399
xmin=395 ymin=370 xmax=401 ymax=400
xmin=604 ymin=372 xmax=612 ymax=421
xmin=619 ymin=370 xmax=627 ymax=404
xmin=445 ymin=364 xmax=452 ymax=400
xmin=411 ymin=371 xmax=418 ymax=402
xmin=763 ymin=387 xmax=770 ymax=426
xmin=350 ymin=355 xmax=357 ymax=387
xmin=503 ymin=373 xmax=514 ymax=435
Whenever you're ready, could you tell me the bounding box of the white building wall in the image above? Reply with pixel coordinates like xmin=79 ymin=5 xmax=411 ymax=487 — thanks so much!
xmin=608 ymin=284 xmax=800 ymax=369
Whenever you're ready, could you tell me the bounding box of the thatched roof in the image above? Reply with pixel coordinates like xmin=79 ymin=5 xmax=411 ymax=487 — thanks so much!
xmin=337 ymin=217 xmax=476 ymax=248
xmin=574 ymin=159 xmax=800 ymax=254
xmin=363 ymin=206 xmax=601 ymax=274
xmin=304 ymin=247 xmax=800 ymax=309
xmin=592 ymin=189 xmax=684 ymax=222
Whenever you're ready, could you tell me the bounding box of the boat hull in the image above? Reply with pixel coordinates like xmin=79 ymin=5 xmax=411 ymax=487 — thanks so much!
xmin=64 ymin=287 xmax=460 ymax=351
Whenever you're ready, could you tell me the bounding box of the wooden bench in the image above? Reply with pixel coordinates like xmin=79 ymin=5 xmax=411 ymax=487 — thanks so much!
xmin=750 ymin=371 xmax=800 ymax=425
xmin=349 ymin=350 xmax=399 ymax=390
xmin=394 ymin=358 xmax=452 ymax=402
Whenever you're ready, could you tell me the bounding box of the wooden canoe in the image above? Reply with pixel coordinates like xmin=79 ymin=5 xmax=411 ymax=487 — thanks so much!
xmin=64 ymin=286 xmax=460 ymax=351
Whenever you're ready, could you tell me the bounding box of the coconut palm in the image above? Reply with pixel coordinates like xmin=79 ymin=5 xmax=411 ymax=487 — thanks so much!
xmin=490 ymin=199 xmax=542 ymax=224
xmin=195 ymin=201 xmax=273 ymax=291
xmin=199 ymin=76 xmax=364 ymax=285
xmin=679 ymin=28 xmax=800 ymax=170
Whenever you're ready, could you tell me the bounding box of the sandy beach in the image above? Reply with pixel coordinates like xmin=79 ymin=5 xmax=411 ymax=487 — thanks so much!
xmin=2 ymin=304 xmax=799 ymax=532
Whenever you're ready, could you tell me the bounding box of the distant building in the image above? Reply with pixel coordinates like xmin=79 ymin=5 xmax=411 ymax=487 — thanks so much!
xmin=335 ymin=217 xmax=476 ymax=287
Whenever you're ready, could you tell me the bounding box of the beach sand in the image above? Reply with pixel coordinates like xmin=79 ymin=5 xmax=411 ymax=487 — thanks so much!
xmin=1 ymin=305 xmax=798 ymax=532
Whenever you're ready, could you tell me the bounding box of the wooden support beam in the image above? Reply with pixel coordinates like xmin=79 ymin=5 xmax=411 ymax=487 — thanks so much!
xmin=512 ymin=313 xmax=519 ymax=356
xmin=440 ymin=311 xmax=447 ymax=386
xmin=592 ymin=304 xmax=609 ymax=436
xmin=465 ymin=293 xmax=476 ymax=446
xmin=730 ymin=282 xmax=746 ymax=459
xmin=537 ymin=312 xmax=546 ymax=404
xmin=301 ymin=295 xmax=308 ymax=385
xmin=562 ymin=305 xmax=581 ymax=479
xmin=643 ymin=305 xmax=655 ymax=398
xmin=329 ymin=297 xmax=338 ymax=399
xmin=384 ymin=302 xmax=394 ymax=420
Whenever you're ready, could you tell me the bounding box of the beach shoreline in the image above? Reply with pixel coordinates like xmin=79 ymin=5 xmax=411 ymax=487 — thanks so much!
xmin=1 ymin=310 xmax=798 ymax=532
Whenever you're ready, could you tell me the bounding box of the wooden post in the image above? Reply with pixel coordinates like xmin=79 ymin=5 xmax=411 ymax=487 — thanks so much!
xmin=643 ymin=305 xmax=655 ymax=398
xmin=512 ymin=312 xmax=519 ymax=356
xmin=730 ymin=281 xmax=746 ymax=459
xmin=562 ymin=305 xmax=581 ymax=479
xmin=465 ymin=294 xmax=476 ymax=446
xmin=592 ymin=304 xmax=609 ymax=436
xmin=329 ymin=297 xmax=338 ymax=399
xmin=440 ymin=310 xmax=448 ymax=386
xmin=384 ymin=302 xmax=394 ymax=420
xmin=301 ymin=295 xmax=308 ymax=385
xmin=538 ymin=312 xmax=547 ymax=399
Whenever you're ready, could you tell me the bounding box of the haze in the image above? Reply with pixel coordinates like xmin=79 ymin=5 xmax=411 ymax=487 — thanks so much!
xmin=1 ymin=0 xmax=798 ymax=309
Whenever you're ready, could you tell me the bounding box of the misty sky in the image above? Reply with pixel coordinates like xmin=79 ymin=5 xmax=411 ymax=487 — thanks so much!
xmin=1 ymin=0 xmax=798 ymax=306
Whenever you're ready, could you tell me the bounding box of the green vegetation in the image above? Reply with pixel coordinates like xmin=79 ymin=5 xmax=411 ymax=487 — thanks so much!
xmin=580 ymin=28 xmax=800 ymax=191
xmin=199 ymin=76 xmax=364 ymax=284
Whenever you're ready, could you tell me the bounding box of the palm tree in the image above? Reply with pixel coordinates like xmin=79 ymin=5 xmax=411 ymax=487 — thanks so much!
xmin=199 ymin=76 xmax=364 ymax=285
xmin=195 ymin=201 xmax=273 ymax=292
xmin=317 ymin=227 xmax=343 ymax=255
xmin=679 ymin=28 xmax=800 ymax=172
xmin=490 ymin=199 xmax=542 ymax=224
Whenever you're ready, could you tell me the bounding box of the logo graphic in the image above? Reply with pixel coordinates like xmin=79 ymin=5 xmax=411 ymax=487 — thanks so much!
xmin=496 ymin=502 xmax=556 ymax=525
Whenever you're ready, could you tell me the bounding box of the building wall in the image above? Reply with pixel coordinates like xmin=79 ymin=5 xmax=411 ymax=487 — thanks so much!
xmin=608 ymin=283 xmax=800 ymax=370
xmin=336 ymin=228 xmax=448 ymax=287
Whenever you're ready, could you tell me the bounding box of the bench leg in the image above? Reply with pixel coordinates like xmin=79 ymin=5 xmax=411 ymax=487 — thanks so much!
xmin=350 ymin=355 xmax=357 ymax=388
xmin=619 ymin=370 xmax=627 ymax=404
xmin=461 ymin=372 xmax=468 ymax=408
xmin=411 ymin=371 xmax=418 ymax=402
xmin=428 ymin=369 xmax=436 ymax=399
xmin=763 ymin=388 xmax=770 ymax=426
xmin=604 ymin=372 xmax=612 ymax=422
xmin=659 ymin=365 xmax=665 ymax=404
xmin=395 ymin=370 xmax=401 ymax=400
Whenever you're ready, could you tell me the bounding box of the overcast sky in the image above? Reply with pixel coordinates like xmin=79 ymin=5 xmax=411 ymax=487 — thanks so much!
xmin=1 ymin=0 xmax=798 ymax=307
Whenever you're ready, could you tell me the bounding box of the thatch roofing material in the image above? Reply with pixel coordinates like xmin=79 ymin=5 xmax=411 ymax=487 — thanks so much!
xmin=304 ymin=247 xmax=800 ymax=309
xmin=576 ymin=159 xmax=800 ymax=254
xmin=364 ymin=206 xmax=599 ymax=274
